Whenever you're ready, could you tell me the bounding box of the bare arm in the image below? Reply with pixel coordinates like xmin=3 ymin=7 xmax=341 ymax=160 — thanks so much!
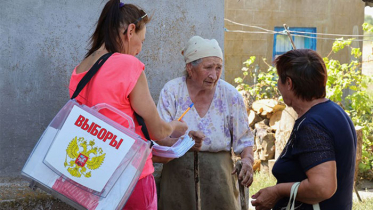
xmin=156 ymin=136 xmax=179 ymax=147
xmin=152 ymin=155 xmax=174 ymax=163
xmin=129 ymin=72 xmax=188 ymax=140
xmin=151 ymin=137 xmax=178 ymax=163
xmin=295 ymin=160 xmax=337 ymax=203
xmin=252 ymin=160 xmax=337 ymax=209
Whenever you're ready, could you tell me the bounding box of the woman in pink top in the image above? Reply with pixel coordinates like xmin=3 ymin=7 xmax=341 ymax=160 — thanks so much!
xmin=69 ymin=1 xmax=188 ymax=209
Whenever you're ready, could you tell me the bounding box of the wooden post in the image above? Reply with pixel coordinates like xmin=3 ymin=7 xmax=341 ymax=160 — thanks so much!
xmin=235 ymin=160 xmax=247 ymax=210
xmin=194 ymin=151 xmax=201 ymax=210
xmin=283 ymin=24 xmax=296 ymax=49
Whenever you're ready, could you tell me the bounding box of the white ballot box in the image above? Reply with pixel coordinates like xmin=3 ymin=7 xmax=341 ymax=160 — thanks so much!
xmin=22 ymin=100 xmax=151 ymax=210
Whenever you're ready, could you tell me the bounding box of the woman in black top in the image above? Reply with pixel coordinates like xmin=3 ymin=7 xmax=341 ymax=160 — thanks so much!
xmin=251 ymin=49 xmax=356 ymax=210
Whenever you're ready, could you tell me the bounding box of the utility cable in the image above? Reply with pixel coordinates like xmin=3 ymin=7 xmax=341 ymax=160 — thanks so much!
xmin=224 ymin=18 xmax=373 ymax=40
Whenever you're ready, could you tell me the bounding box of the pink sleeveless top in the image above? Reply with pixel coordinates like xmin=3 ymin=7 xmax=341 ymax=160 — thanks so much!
xmin=69 ymin=53 xmax=154 ymax=179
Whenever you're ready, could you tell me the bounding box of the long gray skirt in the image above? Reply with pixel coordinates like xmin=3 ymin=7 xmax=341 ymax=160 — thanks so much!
xmin=158 ymin=151 xmax=239 ymax=210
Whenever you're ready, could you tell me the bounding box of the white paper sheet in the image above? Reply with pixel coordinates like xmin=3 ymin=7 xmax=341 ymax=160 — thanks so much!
xmin=152 ymin=135 xmax=195 ymax=158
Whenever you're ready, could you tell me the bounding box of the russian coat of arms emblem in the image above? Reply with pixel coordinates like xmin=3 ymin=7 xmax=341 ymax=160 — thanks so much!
xmin=64 ymin=136 xmax=106 ymax=178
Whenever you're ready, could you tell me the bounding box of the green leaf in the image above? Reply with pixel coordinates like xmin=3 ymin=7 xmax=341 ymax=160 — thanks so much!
xmin=234 ymin=77 xmax=243 ymax=84
xmin=351 ymin=48 xmax=362 ymax=58
xmin=363 ymin=22 xmax=373 ymax=32
xmin=243 ymin=56 xmax=256 ymax=66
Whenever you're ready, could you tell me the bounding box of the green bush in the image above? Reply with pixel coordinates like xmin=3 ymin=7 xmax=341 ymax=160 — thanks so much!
xmin=235 ymin=33 xmax=373 ymax=176
xmin=234 ymin=56 xmax=279 ymax=101
xmin=324 ymin=38 xmax=373 ymax=174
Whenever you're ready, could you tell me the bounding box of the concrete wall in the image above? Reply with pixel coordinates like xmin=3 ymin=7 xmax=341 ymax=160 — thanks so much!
xmin=224 ymin=0 xmax=365 ymax=85
xmin=0 ymin=0 xmax=224 ymax=204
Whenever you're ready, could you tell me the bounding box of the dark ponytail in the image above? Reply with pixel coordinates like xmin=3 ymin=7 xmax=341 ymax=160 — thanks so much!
xmin=85 ymin=0 xmax=149 ymax=58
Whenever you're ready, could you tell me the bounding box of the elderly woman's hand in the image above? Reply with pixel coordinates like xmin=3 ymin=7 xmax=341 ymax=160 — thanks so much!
xmin=239 ymin=157 xmax=254 ymax=187
xmin=188 ymin=130 xmax=205 ymax=151
xmin=251 ymin=186 xmax=281 ymax=210
xmin=232 ymin=147 xmax=254 ymax=187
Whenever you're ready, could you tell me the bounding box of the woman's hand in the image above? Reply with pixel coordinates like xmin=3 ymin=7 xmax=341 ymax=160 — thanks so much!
xmin=156 ymin=136 xmax=179 ymax=147
xmin=188 ymin=130 xmax=205 ymax=151
xmin=232 ymin=147 xmax=254 ymax=187
xmin=251 ymin=186 xmax=281 ymax=210
xmin=239 ymin=156 xmax=254 ymax=187
xmin=169 ymin=120 xmax=188 ymax=138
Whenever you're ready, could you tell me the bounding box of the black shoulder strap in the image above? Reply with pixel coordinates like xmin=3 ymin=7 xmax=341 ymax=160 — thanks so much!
xmin=71 ymin=53 xmax=113 ymax=99
xmin=135 ymin=113 xmax=151 ymax=140
xmin=136 ymin=114 xmax=153 ymax=147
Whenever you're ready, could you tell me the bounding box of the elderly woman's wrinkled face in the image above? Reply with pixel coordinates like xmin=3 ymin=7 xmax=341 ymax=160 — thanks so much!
xmin=188 ymin=57 xmax=223 ymax=90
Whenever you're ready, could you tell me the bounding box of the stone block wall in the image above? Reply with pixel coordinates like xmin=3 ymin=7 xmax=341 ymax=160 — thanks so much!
xmin=0 ymin=0 xmax=224 ymax=206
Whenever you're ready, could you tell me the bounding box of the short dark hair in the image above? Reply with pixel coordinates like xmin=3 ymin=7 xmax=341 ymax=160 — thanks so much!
xmin=274 ymin=49 xmax=327 ymax=101
xmin=85 ymin=0 xmax=150 ymax=58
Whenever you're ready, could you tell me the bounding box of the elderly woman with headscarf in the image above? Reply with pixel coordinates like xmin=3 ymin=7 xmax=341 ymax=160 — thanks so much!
xmin=251 ymin=49 xmax=357 ymax=210
xmin=156 ymin=36 xmax=255 ymax=210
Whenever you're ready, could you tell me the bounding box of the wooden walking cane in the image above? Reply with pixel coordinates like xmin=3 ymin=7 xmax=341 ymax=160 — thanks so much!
xmin=235 ymin=160 xmax=247 ymax=210
xmin=194 ymin=151 xmax=201 ymax=210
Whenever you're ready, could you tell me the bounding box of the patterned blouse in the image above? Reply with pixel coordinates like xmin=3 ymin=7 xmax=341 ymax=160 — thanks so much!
xmin=157 ymin=76 xmax=254 ymax=154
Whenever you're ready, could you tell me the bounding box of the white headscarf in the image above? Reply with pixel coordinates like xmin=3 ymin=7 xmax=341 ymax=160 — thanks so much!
xmin=182 ymin=36 xmax=223 ymax=64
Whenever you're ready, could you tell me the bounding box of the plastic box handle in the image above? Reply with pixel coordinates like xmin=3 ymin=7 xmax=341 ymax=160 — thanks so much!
xmin=92 ymin=103 xmax=135 ymax=131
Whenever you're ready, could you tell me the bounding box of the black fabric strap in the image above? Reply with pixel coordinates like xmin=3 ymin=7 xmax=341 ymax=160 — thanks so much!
xmin=71 ymin=53 xmax=113 ymax=100
xmin=135 ymin=113 xmax=150 ymax=139
xmin=70 ymin=52 xmax=153 ymax=147
xmin=135 ymin=113 xmax=153 ymax=148
xmin=135 ymin=113 xmax=154 ymax=148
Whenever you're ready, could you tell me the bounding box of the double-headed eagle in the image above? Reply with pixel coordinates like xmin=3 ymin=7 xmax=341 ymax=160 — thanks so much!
xmin=64 ymin=136 xmax=106 ymax=178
